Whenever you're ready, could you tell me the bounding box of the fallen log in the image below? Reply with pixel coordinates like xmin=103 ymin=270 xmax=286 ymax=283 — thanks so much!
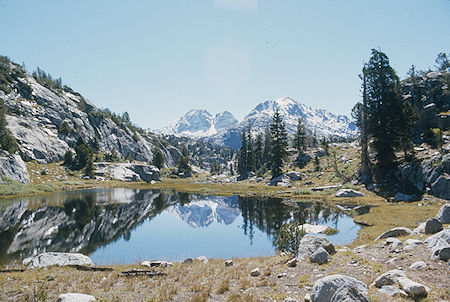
xmin=119 ymin=269 xmax=166 ymax=277
xmin=70 ymin=265 xmax=113 ymax=272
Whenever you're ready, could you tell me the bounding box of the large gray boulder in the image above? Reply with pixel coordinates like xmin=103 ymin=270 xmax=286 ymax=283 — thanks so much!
xmin=311 ymin=275 xmax=369 ymax=302
xmin=431 ymin=175 xmax=450 ymax=200
xmin=431 ymin=246 xmax=450 ymax=261
xmin=435 ymin=204 xmax=450 ymax=223
xmin=297 ymin=234 xmax=335 ymax=261
xmin=424 ymin=218 xmax=443 ymax=234
xmin=57 ymin=293 xmax=96 ymax=302
xmin=27 ymin=252 xmax=93 ymax=268
xmin=309 ymin=247 xmax=330 ymax=264
xmin=0 ymin=151 xmax=30 ymax=183
xmin=335 ymin=189 xmax=364 ymax=198
xmin=425 ymin=227 xmax=450 ymax=250
xmin=375 ymin=227 xmax=413 ymax=241
xmin=95 ymin=162 xmax=160 ymax=182
xmin=442 ymin=153 xmax=450 ymax=173
xmin=372 ymin=269 xmax=429 ymax=298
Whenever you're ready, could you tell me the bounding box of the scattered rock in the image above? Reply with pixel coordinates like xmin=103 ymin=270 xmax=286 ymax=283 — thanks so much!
xmin=373 ymin=269 xmax=429 ymax=298
xmin=424 ymin=218 xmax=443 ymax=234
xmin=414 ymin=222 xmax=425 ymax=234
xmin=405 ymin=239 xmax=423 ymax=245
xmin=378 ymin=285 xmax=405 ymax=297
xmin=297 ymin=235 xmax=336 ymax=261
xmin=304 ymin=293 xmax=311 ymax=302
xmin=57 ymin=293 xmax=96 ymax=302
xmin=283 ymin=298 xmax=298 ymax=302
xmin=196 ymin=256 xmax=208 ymax=264
xmin=225 ymin=260 xmax=233 ymax=267
xmin=397 ymin=276 xmax=429 ymax=297
xmin=28 ymin=252 xmax=93 ymax=269
xmin=335 ymin=189 xmax=364 ymax=198
xmin=435 ymin=204 xmax=450 ymax=223
xmin=385 ymin=237 xmax=403 ymax=249
xmin=286 ymin=258 xmax=297 ymax=267
xmin=309 ymin=247 xmax=330 ymax=264
xmin=409 ymin=261 xmax=427 ymax=271
xmin=250 ymin=268 xmax=260 ymax=277
xmin=425 ymin=227 xmax=450 ymax=250
xmin=182 ymin=258 xmax=193 ymax=264
xmin=431 ymin=246 xmax=450 ymax=261
xmin=375 ymin=227 xmax=413 ymax=241
xmin=277 ymin=273 xmax=287 ymax=279
xmin=311 ymin=274 xmax=369 ymax=302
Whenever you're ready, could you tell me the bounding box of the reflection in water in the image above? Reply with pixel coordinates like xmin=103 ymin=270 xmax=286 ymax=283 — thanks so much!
xmin=0 ymin=188 xmax=360 ymax=266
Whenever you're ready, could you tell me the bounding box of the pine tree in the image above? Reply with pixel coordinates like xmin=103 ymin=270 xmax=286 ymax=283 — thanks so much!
xmin=365 ymin=49 xmax=404 ymax=173
xmin=177 ymin=145 xmax=191 ymax=176
xmin=238 ymin=127 xmax=248 ymax=178
xmin=254 ymin=133 xmax=263 ymax=172
xmin=152 ymin=147 xmax=164 ymax=169
xmin=246 ymin=121 xmax=254 ymax=172
xmin=292 ymin=117 xmax=307 ymax=154
xmin=262 ymin=126 xmax=272 ymax=167
xmin=269 ymin=109 xmax=288 ymax=179
xmin=74 ymin=137 xmax=93 ymax=170
xmin=0 ymin=100 xmax=19 ymax=154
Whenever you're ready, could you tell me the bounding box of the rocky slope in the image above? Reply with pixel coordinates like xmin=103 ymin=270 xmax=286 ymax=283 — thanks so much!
xmin=0 ymin=57 xmax=180 ymax=167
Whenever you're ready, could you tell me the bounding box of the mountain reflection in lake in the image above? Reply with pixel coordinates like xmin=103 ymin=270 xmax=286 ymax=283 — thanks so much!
xmin=0 ymin=188 xmax=360 ymax=266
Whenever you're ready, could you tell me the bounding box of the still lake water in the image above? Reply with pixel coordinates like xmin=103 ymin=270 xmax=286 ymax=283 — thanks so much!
xmin=0 ymin=188 xmax=360 ymax=265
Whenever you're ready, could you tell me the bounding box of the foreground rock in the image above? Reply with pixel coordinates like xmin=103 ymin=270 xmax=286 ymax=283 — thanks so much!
xmin=94 ymin=162 xmax=160 ymax=182
xmin=28 ymin=252 xmax=93 ymax=268
xmin=141 ymin=260 xmax=173 ymax=268
xmin=297 ymin=235 xmax=336 ymax=261
xmin=435 ymin=204 xmax=450 ymax=223
xmin=375 ymin=227 xmax=413 ymax=241
xmin=425 ymin=227 xmax=450 ymax=261
xmin=311 ymin=274 xmax=369 ymax=302
xmin=335 ymin=189 xmax=364 ymax=198
xmin=57 ymin=293 xmax=96 ymax=302
xmin=373 ymin=269 xmax=429 ymax=298
xmin=424 ymin=218 xmax=443 ymax=234
xmin=0 ymin=151 xmax=30 ymax=184
xmin=299 ymin=223 xmax=332 ymax=234
xmin=309 ymin=247 xmax=330 ymax=264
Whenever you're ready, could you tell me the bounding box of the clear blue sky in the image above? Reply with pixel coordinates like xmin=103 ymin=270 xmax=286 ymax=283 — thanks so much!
xmin=1 ymin=0 xmax=449 ymax=129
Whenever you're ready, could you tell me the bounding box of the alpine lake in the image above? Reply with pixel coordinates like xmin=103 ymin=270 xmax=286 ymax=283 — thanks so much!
xmin=0 ymin=188 xmax=361 ymax=266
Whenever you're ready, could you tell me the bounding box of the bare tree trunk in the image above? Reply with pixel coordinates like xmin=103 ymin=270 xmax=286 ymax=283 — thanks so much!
xmin=360 ymin=66 xmax=371 ymax=183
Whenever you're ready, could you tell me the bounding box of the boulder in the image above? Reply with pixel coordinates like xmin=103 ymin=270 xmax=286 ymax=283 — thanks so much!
xmin=284 ymin=298 xmax=298 ymax=302
xmin=250 ymin=268 xmax=260 ymax=277
xmin=413 ymin=222 xmax=425 ymax=234
xmin=424 ymin=218 xmax=443 ymax=234
xmin=309 ymin=247 xmax=330 ymax=264
xmin=378 ymin=285 xmax=405 ymax=297
xmin=385 ymin=237 xmax=403 ymax=249
xmin=57 ymin=293 xmax=96 ymax=302
xmin=0 ymin=151 xmax=30 ymax=184
xmin=311 ymin=274 xmax=369 ymax=302
xmin=424 ymin=228 xmax=450 ymax=250
xmin=97 ymin=162 xmax=160 ymax=182
xmin=373 ymin=269 xmax=429 ymax=298
xmin=335 ymin=189 xmax=364 ymax=198
xmin=375 ymin=227 xmax=413 ymax=241
xmin=442 ymin=153 xmax=450 ymax=173
xmin=372 ymin=269 xmax=406 ymax=288
xmin=431 ymin=246 xmax=450 ymax=261
xmin=397 ymin=277 xmax=429 ymax=297
xmin=405 ymin=239 xmax=423 ymax=246
xmin=394 ymin=193 xmax=415 ymax=202
xmin=409 ymin=261 xmax=427 ymax=271
xmin=182 ymin=258 xmax=193 ymax=264
xmin=431 ymin=175 xmax=450 ymax=200
xmin=28 ymin=252 xmax=93 ymax=268
xmin=297 ymin=235 xmax=336 ymax=261
xmin=196 ymin=256 xmax=208 ymax=263
xmin=285 ymin=171 xmax=302 ymax=181
xmin=435 ymin=204 xmax=450 ymax=223
xmin=286 ymin=258 xmax=297 ymax=267
xmin=225 ymin=260 xmax=233 ymax=267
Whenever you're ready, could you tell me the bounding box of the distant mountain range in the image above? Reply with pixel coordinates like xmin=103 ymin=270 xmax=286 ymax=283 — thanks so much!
xmin=159 ymin=97 xmax=358 ymax=149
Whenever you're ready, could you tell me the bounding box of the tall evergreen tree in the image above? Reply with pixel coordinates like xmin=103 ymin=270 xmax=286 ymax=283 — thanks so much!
xmin=246 ymin=121 xmax=255 ymax=172
xmin=177 ymin=145 xmax=191 ymax=176
xmin=269 ymin=109 xmax=288 ymax=179
xmin=262 ymin=126 xmax=272 ymax=167
xmin=254 ymin=133 xmax=263 ymax=171
xmin=292 ymin=117 xmax=307 ymax=154
xmin=0 ymin=100 xmax=19 ymax=154
xmin=365 ymin=49 xmax=404 ymax=173
xmin=238 ymin=127 xmax=248 ymax=177
xmin=152 ymin=147 xmax=164 ymax=169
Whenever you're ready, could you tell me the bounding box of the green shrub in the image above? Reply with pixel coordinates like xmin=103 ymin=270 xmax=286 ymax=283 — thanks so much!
xmin=273 ymin=221 xmax=305 ymax=256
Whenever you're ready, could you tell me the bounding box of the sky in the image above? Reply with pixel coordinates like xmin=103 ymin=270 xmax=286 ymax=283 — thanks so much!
xmin=0 ymin=0 xmax=449 ymax=129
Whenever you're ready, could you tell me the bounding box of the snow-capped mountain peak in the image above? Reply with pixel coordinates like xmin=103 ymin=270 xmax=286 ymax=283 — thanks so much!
xmin=161 ymin=109 xmax=237 ymax=137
